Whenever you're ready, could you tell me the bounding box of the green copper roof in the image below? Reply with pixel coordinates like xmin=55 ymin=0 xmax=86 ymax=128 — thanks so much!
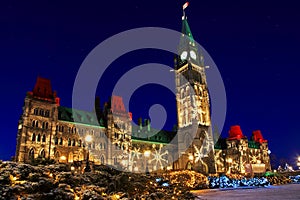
xmin=131 ymin=125 xmax=175 ymax=143
xmin=181 ymin=16 xmax=195 ymax=45
xmin=58 ymin=106 xmax=104 ymax=127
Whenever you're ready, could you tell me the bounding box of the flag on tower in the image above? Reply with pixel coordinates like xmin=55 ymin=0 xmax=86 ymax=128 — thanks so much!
xmin=183 ymin=2 xmax=189 ymax=10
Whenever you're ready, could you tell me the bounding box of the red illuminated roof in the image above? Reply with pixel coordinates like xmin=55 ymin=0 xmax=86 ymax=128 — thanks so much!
xmin=228 ymin=125 xmax=246 ymax=140
xmin=252 ymin=130 xmax=267 ymax=143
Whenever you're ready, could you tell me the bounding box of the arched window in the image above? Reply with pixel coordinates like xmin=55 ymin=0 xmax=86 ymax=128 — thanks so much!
xmin=59 ymin=138 xmax=63 ymax=145
xmin=39 ymin=109 xmax=44 ymax=116
xmin=78 ymin=140 xmax=82 ymax=147
xmin=68 ymin=138 xmax=71 ymax=146
xmin=72 ymin=139 xmax=75 ymax=146
xmin=100 ymin=155 xmax=105 ymax=164
xmin=54 ymin=137 xmax=58 ymax=145
xmin=34 ymin=108 xmax=39 ymax=115
xmin=45 ymin=122 xmax=48 ymax=129
xmin=29 ymin=148 xmax=34 ymax=160
xmin=37 ymin=134 xmax=41 ymax=142
xmin=35 ymin=121 xmax=39 ymax=128
xmin=45 ymin=110 xmax=50 ymax=117
xmin=42 ymin=122 xmax=45 ymax=129
xmin=40 ymin=149 xmax=45 ymax=158
xmin=32 ymin=133 xmax=36 ymax=142
xmin=42 ymin=134 xmax=46 ymax=143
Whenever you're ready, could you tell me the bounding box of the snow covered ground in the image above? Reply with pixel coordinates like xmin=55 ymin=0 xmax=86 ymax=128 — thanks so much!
xmin=192 ymin=184 xmax=300 ymax=200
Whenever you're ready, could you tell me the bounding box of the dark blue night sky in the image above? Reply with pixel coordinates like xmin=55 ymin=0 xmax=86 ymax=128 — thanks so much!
xmin=1 ymin=0 xmax=299 ymax=166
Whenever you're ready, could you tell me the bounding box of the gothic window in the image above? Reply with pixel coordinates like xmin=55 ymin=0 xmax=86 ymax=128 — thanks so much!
xmin=37 ymin=134 xmax=41 ymax=142
xmin=45 ymin=122 xmax=48 ymax=129
xmin=36 ymin=121 xmax=39 ymax=128
xmin=54 ymin=137 xmax=58 ymax=145
xmin=186 ymin=86 xmax=190 ymax=97
xmin=68 ymin=127 xmax=71 ymax=133
xmin=78 ymin=140 xmax=82 ymax=147
xmin=100 ymin=155 xmax=105 ymax=164
xmin=68 ymin=138 xmax=71 ymax=146
xmin=32 ymin=120 xmax=35 ymax=127
xmin=72 ymin=139 xmax=75 ymax=146
xmin=40 ymin=149 xmax=45 ymax=158
xmin=31 ymin=133 xmax=36 ymax=142
xmin=45 ymin=110 xmax=50 ymax=117
xmin=34 ymin=108 xmax=39 ymax=115
xmin=29 ymin=148 xmax=34 ymax=160
xmin=42 ymin=134 xmax=46 ymax=143
xmin=39 ymin=109 xmax=44 ymax=116
xmin=42 ymin=122 xmax=46 ymax=129
xmin=59 ymin=138 xmax=63 ymax=145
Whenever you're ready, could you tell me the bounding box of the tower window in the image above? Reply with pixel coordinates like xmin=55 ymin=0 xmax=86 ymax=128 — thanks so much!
xmin=59 ymin=138 xmax=63 ymax=145
xmin=54 ymin=137 xmax=58 ymax=145
xmin=39 ymin=109 xmax=44 ymax=116
xmin=31 ymin=133 xmax=36 ymax=142
xmin=29 ymin=148 xmax=34 ymax=160
xmin=40 ymin=149 xmax=45 ymax=158
xmin=42 ymin=134 xmax=46 ymax=143
xmin=37 ymin=134 xmax=41 ymax=142
xmin=72 ymin=139 xmax=75 ymax=146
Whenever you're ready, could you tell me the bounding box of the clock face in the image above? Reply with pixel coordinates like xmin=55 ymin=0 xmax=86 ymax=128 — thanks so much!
xmin=180 ymin=51 xmax=188 ymax=60
xmin=190 ymin=50 xmax=197 ymax=60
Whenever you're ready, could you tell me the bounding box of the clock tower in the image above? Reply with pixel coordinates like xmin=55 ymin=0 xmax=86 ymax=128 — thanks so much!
xmin=175 ymin=7 xmax=216 ymax=174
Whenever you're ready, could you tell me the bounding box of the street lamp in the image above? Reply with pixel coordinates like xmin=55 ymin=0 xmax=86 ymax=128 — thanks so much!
xmin=84 ymin=135 xmax=93 ymax=172
xmin=144 ymin=150 xmax=151 ymax=176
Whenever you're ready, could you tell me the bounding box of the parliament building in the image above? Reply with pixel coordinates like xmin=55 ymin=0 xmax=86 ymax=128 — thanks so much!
xmin=15 ymin=9 xmax=271 ymax=175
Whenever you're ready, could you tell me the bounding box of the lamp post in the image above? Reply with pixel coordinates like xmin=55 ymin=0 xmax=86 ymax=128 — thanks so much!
xmin=144 ymin=150 xmax=151 ymax=176
xmin=84 ymin=135 xmax=93 ymax=173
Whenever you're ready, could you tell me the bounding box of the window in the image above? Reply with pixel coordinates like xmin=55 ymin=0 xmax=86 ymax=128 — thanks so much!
xmin=45 ymin=110 xmax=50 ymax=117
xmin=34 ymin=108 xmax=39 ymax=115
xmin=68 ymin=138 xmax=71 ymax=146
xmin=31 ymin=133 xmax=36 ymax=142
xmin=37 ymin=134 xmax=41 ymax=142
xmin=42 ymin=134 xmax=46 ymax=143
xmin=59 ymin=138 xmax=63 ymax=145
xmin=29 ymin=148 xmax=34 ymax=160
xmin=39 ymin=109 xmax=44 ymax=116
xmin=78 ymin=140 xmax=82 ymax=147
xmin=54 ymin=137 xmax=58 ymax=145
xmin=100 ymin=143 xmax=102 ymax=149
xmin=72 ymin=139 xmax=75 ymax=146
xmin=40 ymin=149 xmax=45 ymax=158
xmin=103 ymin=143 xmax=106 ymax=149
xmin=100 ymin=155 xmax=105 ymax=164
